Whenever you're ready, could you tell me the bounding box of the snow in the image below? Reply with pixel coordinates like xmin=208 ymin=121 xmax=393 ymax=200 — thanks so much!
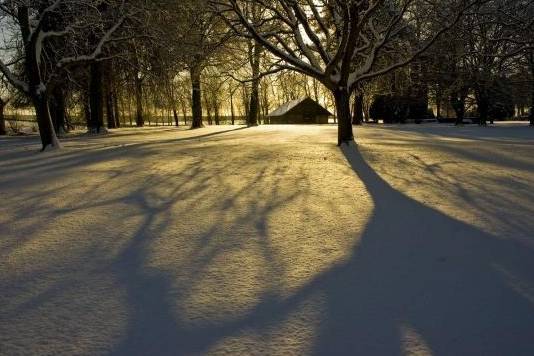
xmin=1 ymin=123 xmax=534 ymax=355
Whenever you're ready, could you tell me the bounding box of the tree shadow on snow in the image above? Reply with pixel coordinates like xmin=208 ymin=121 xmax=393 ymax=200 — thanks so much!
xmin=305 ymin=144 xmax=534 ymax=355
xmin=108 ymin=153 xmax=311 ymax=355
xmin=109 ymin=144 xmax=534 ymax=355
xmin=0 ymin=126 xmax=250 ymax=179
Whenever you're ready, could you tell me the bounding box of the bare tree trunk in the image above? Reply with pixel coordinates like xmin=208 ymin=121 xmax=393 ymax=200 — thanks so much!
xmin=248 ymin=81 xmax=259 ymax=126
xmin=352 ymin=92 xmax=364 ymax=125
xmin=113 ymin=83 xmax=121 ymax=128
xmin=105 ymin=80 xmax=116 ymax=129
xmin=49 ymin=86 xmax=66 ymax=135
xmin=88 ymin=62 xmax=105 ymax=133
xmin=84 ymin=91 xmax=91 ymax=128
xmin=451 ymin=89 xmax=468 ymax=126
xmin=18 ymin=6 xmax=60 ymax=150
xmin=248 ymin=41 xmax=261 ymax=126
xmin=260 ymin=83 xmax=269 ymax=123
xmin=230 ymin=89 xmax=236 ymax=125
xmin=334 ymin=89 xmax=354 ymax=145
xmin=104 ymin=65 xmax=115 ymax=129
xmin=475 ymin=87 xmax=489 ymax=126
xmin=34 ymin=94 xmax=60 ymax=149
xmin=190 ymin=64 xmax=203 ymax=128
xmin=127 ymin=96 xmax=133 ymax=126
xmin=146 ymin=98 xmax=151 ymax=126
xmin=242 ymin=84 xmax=250 ymax=119
xmin=204 ymin=94 xmax=212 ymax=125
xmin=435 ymin=84 xmax=442 ymax=118
xmin=214 ymin=102 xmax=220 ymax=125
xmin=173 ymin=108 xmax=179 ymax=126
xmin=134 ymin=74 xmax=144 ymax=127
xmin=529 ymin=51 xmax=534 ymax=126
xmin=0 ymin=98 xmax=6 ymax=135
xmin=181 ymin=102 xmax=187 ymax=125
xmin=105 ymin=64 xmax=117 ymax=129
xmin=106 ymin=93 xmax=116 ymax=129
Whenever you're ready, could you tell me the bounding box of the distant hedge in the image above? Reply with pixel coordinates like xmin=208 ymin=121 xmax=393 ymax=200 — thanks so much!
xmin=369 ymin=95 xmax=431 ymax=123
xmin=488 ymin=101 xmax=514 ymax=121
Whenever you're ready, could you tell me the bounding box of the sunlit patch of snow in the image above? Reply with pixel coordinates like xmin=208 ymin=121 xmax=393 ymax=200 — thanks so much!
xmin=1 ymin=123 xmax=534 ymax=355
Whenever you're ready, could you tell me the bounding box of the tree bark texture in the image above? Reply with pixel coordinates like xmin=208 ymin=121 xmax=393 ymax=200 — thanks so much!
xmin=334 ymin=89 xmax=354 ymax=145
xmin=18 ymin=6 xmax=60 ymax=149
xmin=0 ymin=98 xmax=6 ymax=135
xmin=352 ymin=92 xmax=364 ymax=125
xmin=248 ymin=41 xmax=261 ymax=126
xmin=190 ymin=65 xmax=203 ymax=128
xmin=89 ymin=62 xmax=104 ymax=133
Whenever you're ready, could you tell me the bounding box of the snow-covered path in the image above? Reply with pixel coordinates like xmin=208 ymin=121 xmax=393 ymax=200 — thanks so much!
xmin=1 ymin=124 xmax=534 ymax=355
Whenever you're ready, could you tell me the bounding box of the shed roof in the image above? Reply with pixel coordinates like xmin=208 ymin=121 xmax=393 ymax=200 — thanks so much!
xmin=268 ymin=97 xmax=332 ymax=117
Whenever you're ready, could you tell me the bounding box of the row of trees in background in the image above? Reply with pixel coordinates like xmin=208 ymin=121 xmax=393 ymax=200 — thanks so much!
xmin=0 ymin=0 xmax=533 ymax=149
xmin=423 ymin=0 xmax=534 ymax=126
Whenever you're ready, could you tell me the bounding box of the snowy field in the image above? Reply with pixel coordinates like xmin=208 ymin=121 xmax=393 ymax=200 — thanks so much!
xmin=1 ymin=123 xmax=534 ymax=355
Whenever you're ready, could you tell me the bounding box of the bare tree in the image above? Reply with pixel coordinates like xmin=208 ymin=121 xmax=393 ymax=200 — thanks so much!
xmin=0 ymin=0 xmax=130 ymax=150
xmin=163 ymin=0 xmax=232 ymax=129
xmin=212 ymin=0 xmax=481 ymax=144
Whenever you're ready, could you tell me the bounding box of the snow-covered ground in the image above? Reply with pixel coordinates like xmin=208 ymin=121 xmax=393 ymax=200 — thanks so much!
xmin=1 ymin=123 xmax=534 ymax=355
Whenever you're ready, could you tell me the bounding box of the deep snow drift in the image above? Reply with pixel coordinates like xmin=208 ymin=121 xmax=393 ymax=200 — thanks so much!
xmin=1 ymin=123 xmax=534 ymax=355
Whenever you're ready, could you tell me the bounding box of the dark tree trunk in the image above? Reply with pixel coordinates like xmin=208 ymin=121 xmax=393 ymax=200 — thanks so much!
xmin=89 ymin=62 xmax=104 ymax=133
xmin=113 ymin=88 xmax=120 ymax=128
xmin=18 ymin=6 xmax=60 ymax=149
xmin=230 ymin=90 xmax=235 ymax=125
xmin=105 ymin=65 xmax=117 ymax=129
xmin=476 ymin=90 xmax=489 ymax=126
xmin=529 ymin=52 xmax=534 ymax=126
xmin=84 ymin=92 xmax=91 ymax=128
xmin=451 ymin=89 xmax=468 ymax=126
xmin=248 ymin=82 xmax=259 ymax=126
xmin=0 ymin=98 xmax=6 ymax=135
xmin=436 ymin=88 xmax=442 ymax=118
xmin=453 ymin=101 xmax=465 ymax=125
xmin=261 ymin=86 xmax=270 ymax=124
xmin=352 ymin=92 xmax=364 ymax=125
xmin=33 ymin=94 xmax=59 ymax=149
xmin=146 ymin=98 xmax=151 ymax=126
xmin=204 ymin=94 xmax=212 ymax=125
xmin=214 ymin=103 xmax=220 ymax=125
xmin=126 ymin=95 xmax=132 ymax=126
xmin=49 ymin=86 xmax=66 ymax=135
xmin=181 ymin=102 xmax=187 ymax=125
xmin=190 ymin=65 xmax=203 ymax=128
xmin=173 ymin=108 xmax=179 ymax=126
xmin=242 ymin=84 xmax=250 ymax=120
xmin=334 ymin=89 xmax=354 ymax=145
xmin=247 ymin=41 xmax=261 ymax=127
xmin=106 ymin=92 xmax=116 ymax=129
xmin=134 ymin=74 xmax=144 ymax=127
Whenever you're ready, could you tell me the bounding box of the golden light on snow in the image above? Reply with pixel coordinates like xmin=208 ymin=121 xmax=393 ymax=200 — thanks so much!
xmin=400 ymin=324 xmax=433 ymax=356
xmin=2 ymin=124 xmax=534 ymax=354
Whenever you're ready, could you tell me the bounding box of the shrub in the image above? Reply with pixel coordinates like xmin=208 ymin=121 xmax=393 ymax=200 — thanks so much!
xmin=489 ymin=101 xmax=514 ymax=121
xmin=370 ymin=95 xmax=430 ymax=123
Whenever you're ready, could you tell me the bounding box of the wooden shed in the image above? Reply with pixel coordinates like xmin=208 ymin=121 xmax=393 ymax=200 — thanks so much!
xmin=267 ymin=97 xmax=332 ymax=124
